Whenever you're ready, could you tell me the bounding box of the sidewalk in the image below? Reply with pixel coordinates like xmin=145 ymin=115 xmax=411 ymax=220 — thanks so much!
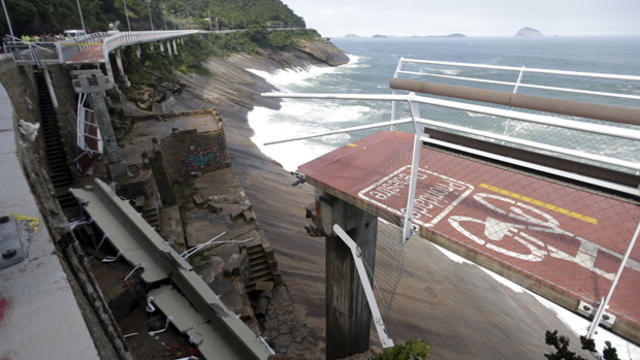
xmin=0 ymin=81 xmax=99 ymax=359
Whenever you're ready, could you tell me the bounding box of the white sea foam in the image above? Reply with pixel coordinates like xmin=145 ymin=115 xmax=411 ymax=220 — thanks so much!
xmin=248 ymin=104 xmax=337 ymax=171
xmin=419 ymin=66 xmax=462 ymax=75
xmin=434 ymin=241 xmax=640 ymax=359
xmin=246 ymin=53 xmax=373 ymax=171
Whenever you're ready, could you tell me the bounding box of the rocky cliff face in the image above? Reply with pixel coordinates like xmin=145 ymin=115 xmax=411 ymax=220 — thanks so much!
xmin=515 ymin=27 xmax=543 ymax=37
xmin=294 ymin=39 xmax=350 ymax=66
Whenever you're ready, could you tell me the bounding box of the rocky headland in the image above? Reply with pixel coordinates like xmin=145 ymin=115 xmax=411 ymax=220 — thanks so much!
xmin=516 ymin=26 xmax=543 ymax=37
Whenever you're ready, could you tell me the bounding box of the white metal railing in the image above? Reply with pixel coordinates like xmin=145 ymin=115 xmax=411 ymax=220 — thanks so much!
xmin=102 ymin=30 xmax=207 ymax=81
xmin=333 ymin=224 xmax=394 ymax=349
xmin=261 ymin=60 xmax=640 ymax=344
xmin=393 ymin=58 xmax=640 ymax=101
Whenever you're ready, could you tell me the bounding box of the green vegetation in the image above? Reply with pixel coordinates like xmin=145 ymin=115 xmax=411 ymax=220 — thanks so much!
xmin=119 ymin=28 xmax=319 ymax=87
xmin=373 ymin=339 xmax=430 ymax=360
xmin=0 ymin=0 xmax=305 ymax=36
xmin=544 ymin=330 xmax=619 ymax=360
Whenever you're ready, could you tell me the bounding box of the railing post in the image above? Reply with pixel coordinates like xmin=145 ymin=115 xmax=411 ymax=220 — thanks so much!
xmin=586 ymin=222 xmax=640 ymax=339
xmin=402 ymin=93 xmax=421 ymax=243
xmin=390 ymin=57 xmax=404 ymax=131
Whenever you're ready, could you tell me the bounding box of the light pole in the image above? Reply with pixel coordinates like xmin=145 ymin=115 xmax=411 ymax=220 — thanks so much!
xmin=76 ymin=0 xmax=87 ymax=33
xmin=123 ymin=0 xmax=131 ymax=31
xmin=1 ymin=0 xmax=15 ymax=39
xmin=144 ymin=0 xmax=154 ymax=31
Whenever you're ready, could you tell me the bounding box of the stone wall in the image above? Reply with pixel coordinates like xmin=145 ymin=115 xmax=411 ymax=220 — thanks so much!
xmin=160 ymin=128 xmax=230 ymax=184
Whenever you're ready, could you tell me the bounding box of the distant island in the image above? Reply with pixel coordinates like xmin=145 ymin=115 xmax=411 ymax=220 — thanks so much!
xmin=345 ymin=34 xmax=360 ymax=38
xmin=364 ymin=33 xmax=465 ymax=39
xmin=515 ymin=27 xmax=543 ymax=37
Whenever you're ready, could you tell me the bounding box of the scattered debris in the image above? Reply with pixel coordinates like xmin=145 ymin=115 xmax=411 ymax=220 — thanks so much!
xmin=17 ymin=119 xmax=39 ymax=141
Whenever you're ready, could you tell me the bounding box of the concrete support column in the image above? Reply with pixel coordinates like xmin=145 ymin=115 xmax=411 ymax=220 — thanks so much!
xmin=88 ymin=93 xmax=120 ymax=164
xmin=43 ymin=68 xmax=59 ymax=110
xmin=136 ymin=45 xmax=141 ymax=58
xmin=114 ymin=49 xmax=130 ymax=86
xmin=159 ymin=41 xmax=164 ymax=52
xmin=150 ymin=42 xmax=154 ymax=51
xmin=173 ymin=39 xmax=178 ymax=55
xmin=166 ymin=41 xmax=172 ymax=56
xmin=316 ymin=191 xmax=378 ymax=360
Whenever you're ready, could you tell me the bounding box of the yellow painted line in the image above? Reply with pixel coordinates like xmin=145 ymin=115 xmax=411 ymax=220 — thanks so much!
xmin=9 ymin=214 xmax=40 ymax=233
xmin=62 ymin=43 xmax=103 ymax=46
xmin=346 ymin=143 xmax=358 ymax=148
xmin=479 ymin=183 xmax=598 ymax=225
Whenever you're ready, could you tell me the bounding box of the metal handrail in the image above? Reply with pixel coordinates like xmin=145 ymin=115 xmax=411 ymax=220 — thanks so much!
xmin=261 ymin=91 xmax=640 ymax=198
xmin=392 ymin=58 xmax=640 ymax=103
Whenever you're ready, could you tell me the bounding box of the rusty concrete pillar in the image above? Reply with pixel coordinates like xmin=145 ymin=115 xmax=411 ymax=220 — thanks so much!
xmin=114 ymin=49 xmax=130 ymax=86
xmin=316 ymin=190 xmax=378 ymax=360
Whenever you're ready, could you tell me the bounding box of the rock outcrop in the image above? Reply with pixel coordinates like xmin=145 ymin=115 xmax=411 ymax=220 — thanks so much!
xmin=294 ymin=39 xmax=349 ymax=66
xmin=515 ymin=27 xmax=543 ymax=37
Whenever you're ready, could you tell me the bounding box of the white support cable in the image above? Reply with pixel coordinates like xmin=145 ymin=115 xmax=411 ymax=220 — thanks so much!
xmin=180 ymin=231 xmax=226 ymax=259
xmin=402 ymin=93 xmax=421 ymax=243
xmin=264 ymin=119 xmax=412 ymax=145
xmin=148 ymin=316 xmax=173 ymax=336
xmin=416 ymin=118 xmax=640 ymax=171
xmin=513 ymin=66 xmax=525 ymax=94
xmin=183 ymin=237 xmax=253 ymax=259
xmin=586 ymin=222 xmax=640 ymax=339
xmin=96 ymin=232 xmax=109 ymax=250
xmin=262 ymin=92 xmax=640 ymax=142
xmin=333 ymin=224 xmax=394 ymax=348
xmin=390 ymin=58 xmax=405 ymax=130
xmin=422 ymin=136 xmax=640 ymax=197
xmin=146 ymin=296 xmax=156 ymax=312
xmin=102 ymin=250 xmax=123 ymax=263
xmin=123 ymin=263 xmax=146 ymax=281
xmin=258 ymin=336 xmax=275 ymax=355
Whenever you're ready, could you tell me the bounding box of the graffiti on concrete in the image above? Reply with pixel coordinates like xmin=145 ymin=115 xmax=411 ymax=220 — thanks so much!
xmin=182 ymin=147 xmax=225 ymax=171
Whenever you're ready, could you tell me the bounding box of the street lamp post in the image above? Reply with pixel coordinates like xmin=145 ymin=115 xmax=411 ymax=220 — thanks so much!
xmin=1 ymin=0 xmax=15 ymax=39
xmin=123 ymin=0 xmax=131 ymax=31
xmin=76 ymin=0 xmax=87 ymax=33
xmin=144 ymin=0 xmax=154 ymax=31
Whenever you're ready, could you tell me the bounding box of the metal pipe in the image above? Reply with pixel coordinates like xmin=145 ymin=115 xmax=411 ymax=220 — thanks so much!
xmin=586 ymin=222 xmax=640 ymax=339
xmin=123 ymin=0 xmax=131 ymax=31
xmin=333 ymin=224 xmax=394 ymax=348
xmin=262 ymin=92 xmax=640 ymax=141
xmin=75 ymin=0 xmax=86 ymax=33
xmin=1 ymin=0 xmax=14 ymax=39
xmin=264 ymin=119 xmax=411 ymax=145
xmin=145 ymin=0 xmax=154 ymax=31
xmin=402 ymin=95 xmax=421 ymax=243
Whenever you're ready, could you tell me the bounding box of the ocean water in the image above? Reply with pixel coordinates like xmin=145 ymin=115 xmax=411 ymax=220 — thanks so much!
xmin=247 ymin=36 xmax=640 ymax=171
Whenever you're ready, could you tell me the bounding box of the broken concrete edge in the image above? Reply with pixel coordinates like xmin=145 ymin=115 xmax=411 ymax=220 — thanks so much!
xmin=71 ymin=178 xmax=273 ymax=359
xmin=3 ymin=59 xmax=133 ymax=359
xmin=128 ymin=109 xmax=223 ymax=131
xmin=303 ymin=169 xmax=640 ymax=346
xmin=71 ymin=178 xmax=192 ymax=282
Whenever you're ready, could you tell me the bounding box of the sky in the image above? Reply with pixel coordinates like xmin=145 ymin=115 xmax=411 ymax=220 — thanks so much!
xmin=282 ymin=0 xmax=640 ymax=37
